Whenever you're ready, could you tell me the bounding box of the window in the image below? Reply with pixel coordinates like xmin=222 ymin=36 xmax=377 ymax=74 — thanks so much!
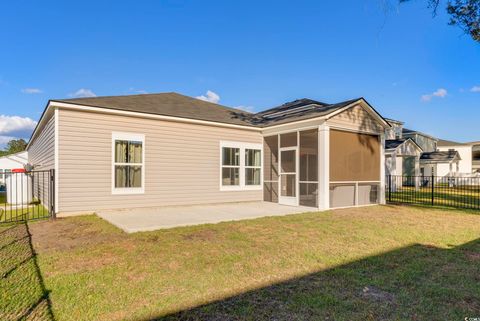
xmin=220 ymin=141 xmax=262 ymax=190
xmin=222 ymin=147 xmax=240 ymax=186
xmin=112 ymin=132 xmax=145 ymax=194
xmin=245 ymin=149 xmax=261 ymax=185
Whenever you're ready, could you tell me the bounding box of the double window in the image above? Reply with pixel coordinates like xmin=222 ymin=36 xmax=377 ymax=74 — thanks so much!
xmin=221 ymin=142 xmax=262 ymax=190
xmin=112 ymin=132 xmax=145 ymax=194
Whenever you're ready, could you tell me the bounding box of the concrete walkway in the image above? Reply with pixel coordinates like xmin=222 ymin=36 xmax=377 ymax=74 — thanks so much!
xmin=96 ymin=202 xmax=316 ymax=233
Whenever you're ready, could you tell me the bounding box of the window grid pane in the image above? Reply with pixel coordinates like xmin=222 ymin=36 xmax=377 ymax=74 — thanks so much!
xmin=115 ymin=165 xmax=142 ymax=188
xmin=245 ymin=149 xmax=261 ymax=167
xmin=222 ymin=167 xmax=240 ymax=186
xmin=115 ymin=140 xmax=143 ymax=164
xmin=223 ymin=147 xmax=240 ymax=166
xmin=246 ymin=168 xmax=261 ymax=185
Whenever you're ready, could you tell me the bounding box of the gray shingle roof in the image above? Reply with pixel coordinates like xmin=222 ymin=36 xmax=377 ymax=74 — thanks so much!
xmin=420 ymin=150 xmax=461 ymax=162
xmin=402 ymin=128 xmax=438 ymax=141
xmin=54 ymin=92 xmax=379 ymax=128
xmin=252 ymin=98 xmax=361 ymax=127
xmin=385 ymin=139 xmax=407 ymax=150
xmin=54 ymin=92 xmax=255 ymax=127
xmin=437 ymin=139 xmax=465 ymax=146
xmin=385 ymin=138 xmax=422 ymax=152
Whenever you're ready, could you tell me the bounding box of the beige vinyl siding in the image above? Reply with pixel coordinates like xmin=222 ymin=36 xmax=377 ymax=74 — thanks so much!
xmin=57 ymin=109 xmax=263 ymax=213
xmin=27 ymin=113 xmax=55 ymax=211
xmin=327 ymin=105 xmax=383 ymax=134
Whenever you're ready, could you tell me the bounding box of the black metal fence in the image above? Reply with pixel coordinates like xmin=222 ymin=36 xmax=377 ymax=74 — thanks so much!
xmin=386 ymin=175 xmax=480 ymax=210
xmin=0 ymin=170 xmax=55 ymax=223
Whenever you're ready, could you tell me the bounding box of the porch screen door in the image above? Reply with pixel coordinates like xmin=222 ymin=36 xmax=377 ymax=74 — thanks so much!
xmin=279 ymin=147 xmax=298 ymax=206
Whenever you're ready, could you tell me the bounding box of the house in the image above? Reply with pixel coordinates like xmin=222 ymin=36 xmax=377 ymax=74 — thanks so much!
xmin=437 ymin=139 xmax=472 ymax=175
xmin=384 ymin=119 xmax=422 ymax=178
xmin=436 ymin=139 xmax=480 ymax=175
xmin=400 ymin=128 xmax=463 ymax=177
xmin=26 ymin=93 xmax=390 ymax=216
xmin=469 ymin=142 xmax=480 ymax=173
xmin=0 ymin=151 xmax=28 ymax=186
xmin=419 ymin=150 xmax=461 ymax=177
xmin=402 ymin=128 xmax=438 ymax=152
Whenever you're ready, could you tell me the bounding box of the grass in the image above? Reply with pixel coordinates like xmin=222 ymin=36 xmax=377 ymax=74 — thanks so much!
xmin=2 ymin=205 xmax=480 ymax=320
xmin=0 ymin=192 xmax=50 ymax=223
xmin=0 ymin=204 xmax=50 ymax=223
xmin=389 ymin=185 xmax=480 ymax=209
xmin=0 ymin=223 xmax=54 ymax=321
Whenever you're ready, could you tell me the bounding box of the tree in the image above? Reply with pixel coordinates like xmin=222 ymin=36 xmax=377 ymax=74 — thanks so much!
xmin=3 ymin=139 xmax=27 ymax=155
xmin=400 ymin=0 xmax=480 ymax=42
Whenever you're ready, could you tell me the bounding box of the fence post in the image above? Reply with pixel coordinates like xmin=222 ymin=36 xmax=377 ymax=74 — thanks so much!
xmin=431 ymin=174 xmax=435 ymax=206
xmin=388 ymin=175 xmax=392 ymax=203
xmin=50 ymin=169 xmax=56 ymax=219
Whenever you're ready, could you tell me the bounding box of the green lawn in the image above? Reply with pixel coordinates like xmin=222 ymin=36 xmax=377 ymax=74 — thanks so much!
xmin=388 ymin=185 xmax=480 ymax=209
xmin=0 ymin=204 xmax=50 ymax=223
xmin=2 ymin=205 xmax=480 ymax=320
xmin=0 ymin=192 xmax=50 ymax=223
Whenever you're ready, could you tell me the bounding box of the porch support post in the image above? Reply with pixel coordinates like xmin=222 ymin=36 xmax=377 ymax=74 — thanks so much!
xmin=318 ymin=123 xmax=330 ymax=210
xmin=379 ymin=133 xmax=386 ymax=204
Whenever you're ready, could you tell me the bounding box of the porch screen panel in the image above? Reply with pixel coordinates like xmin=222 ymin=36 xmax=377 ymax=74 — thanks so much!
xmin=264 ymin=135 xmax=279 ymax=202
xmin=280 ymin=132 xmax=297 ymax=148
xmin=300 ymin=129 xmax=318 ymax=207
xmin=329 ymin=130 xmax=380 ymax=182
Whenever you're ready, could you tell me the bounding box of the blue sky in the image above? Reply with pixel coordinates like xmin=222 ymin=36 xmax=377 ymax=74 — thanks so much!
xmin=0 ymin=0 xmax=478 ymax=146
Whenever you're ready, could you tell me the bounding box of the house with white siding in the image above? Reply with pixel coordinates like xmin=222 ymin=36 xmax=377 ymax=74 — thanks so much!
xmin=26 ymin=92 xmax=390 ymax=217
xmin=0 ymin=151 xmax=28 ymax=186
xmin=384 ymin=118 xmax=422 ymax=178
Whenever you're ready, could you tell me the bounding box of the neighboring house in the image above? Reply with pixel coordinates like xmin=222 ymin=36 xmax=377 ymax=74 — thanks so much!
xmin=419 ymin=150 xmax=461 ymax=177
xmin=0 ymin=151 xmax=28 ymax=186
xmin=469 ymin=142 xmax=480 ymax=173
xmin=385 ymin=118 xmax=404 ymax=140
xmin=402 ymin=128 xmax=438 ymax=152
xmin=26 ymin=92 xmax=390 ymax=216
xmin=437 ymin=139 xmax=472 ymax=175
xmin=401 ymin=128 xmax=462 ymax=177
xmin=384 ymin=119 xmax=422 ymax=178
xmin=384 ymin=138 xmax=422 ymax=176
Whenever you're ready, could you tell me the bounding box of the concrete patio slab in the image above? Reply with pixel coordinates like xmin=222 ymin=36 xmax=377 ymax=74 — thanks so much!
xmin=96 ymin=202 xmax=316 ymax=233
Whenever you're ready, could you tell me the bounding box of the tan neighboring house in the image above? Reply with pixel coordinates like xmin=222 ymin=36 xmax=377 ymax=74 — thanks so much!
xmin=26 ymin=93 xmax=390 ymax=216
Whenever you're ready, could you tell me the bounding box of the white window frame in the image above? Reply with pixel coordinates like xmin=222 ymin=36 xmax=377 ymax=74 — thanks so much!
xmin=112 ymin=132 xmax=145 ymax=195
xmin=220 ymin=141 xmax=263 ymax=191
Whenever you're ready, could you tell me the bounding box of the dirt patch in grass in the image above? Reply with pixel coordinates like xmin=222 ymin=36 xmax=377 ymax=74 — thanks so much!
xmin=181 ymin=228 xmax=218 ymax=241
xmin=29 ymin=216 xmax=122 ymax=253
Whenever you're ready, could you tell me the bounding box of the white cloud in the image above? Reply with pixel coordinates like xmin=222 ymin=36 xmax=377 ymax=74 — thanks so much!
xmin=21 ymin=88 xmax=43 ymax=94
xmin=69 ymin=88 xmax=97 ymax=98
xmin=0 ymin=135 xmax=16 ymax=145
xmin=235 ymin=105 xmax=255 ymax=113
xmin=421 ymin=88 xmax=447 ymax=102
xmin=196 ymin=90 xmax=220 ymax=104
xmin=0 ymin=115 xmax=37 ymax=141
xmin=128 ymin=88 xmax=148 ymax=94
xmin=470 ymin=86 xmax=480 ymax=93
